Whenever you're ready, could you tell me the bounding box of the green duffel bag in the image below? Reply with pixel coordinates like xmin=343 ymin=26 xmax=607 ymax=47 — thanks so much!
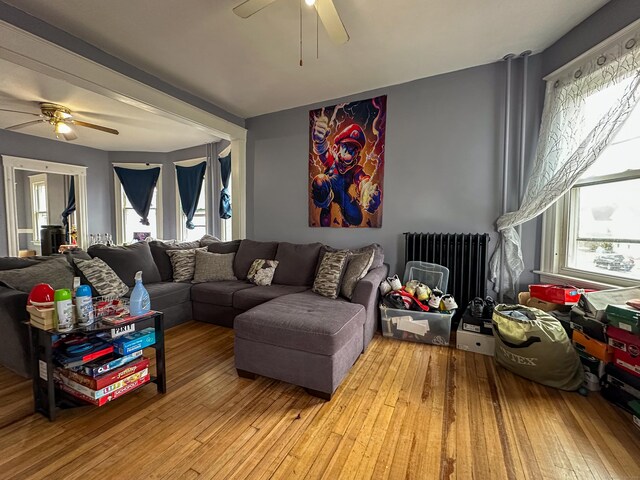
xmin=492 ymin=304 xmax=584 ymax=391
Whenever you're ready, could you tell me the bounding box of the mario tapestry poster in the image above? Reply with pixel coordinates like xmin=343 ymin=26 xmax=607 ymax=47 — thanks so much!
xmin=309 ymin=95 xmax=386 ymax=228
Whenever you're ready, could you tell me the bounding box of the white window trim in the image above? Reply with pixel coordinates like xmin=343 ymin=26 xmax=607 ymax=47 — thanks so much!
xmin=29 ymin=173 xmax=47 ymax=243
xmin=174 ymin=157 xmax=208 ymax=242
xmin=2 ymin=156 xmax=88 ymax=256
xmin=538 ymin=168 xmax=640 ymax=290
xmin=113 ymin=163 xmax=163 ymax=244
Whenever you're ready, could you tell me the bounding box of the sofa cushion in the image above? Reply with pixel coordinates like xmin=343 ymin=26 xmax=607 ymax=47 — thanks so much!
xmin=247 ymin=259 xmax=278 ymax=286
xmin=167 ymin=247 xmax=207 ymax=282
xmin=193 ymin=251 xmax=237 ymax=283
xmin=234 ymin=291 xmax=365 ymax=356
xmin=88 ymin=242 xmax=161 ymax=286
xmin=74 ymin=257 xmax=129 ymax=297
xmin=234 ymin=240 xmax=278 ymax=280
xmin=208 ymin=240 xmax=241 ymax=254
xmin=125 ymin=281 xmax=191 ymax=312
xmin=149 ymin=240 xmax=200 ymax=281
xmin=312 ymin=250 xmax=350 ymax=299
xmin=191 ymin=280 xmax=254 ymax=307
xmin=322 ymin=243 xmax=384 ymax=272
xmin=272 ymin=242 xmax=322 ymax=286
xmin=340 ymin=247 xmax=375 ymax=300
xmin=232 ymin=284 xmax=309 ymax=311
xmin=0 ymin=256 xmax=75 ymax=292
xmin=199 ymin=234 xmax=220 ymax=247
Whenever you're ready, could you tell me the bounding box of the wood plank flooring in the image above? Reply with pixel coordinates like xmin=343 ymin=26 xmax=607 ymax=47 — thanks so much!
xmin=0 ymin=321 xmax=639 ymax=479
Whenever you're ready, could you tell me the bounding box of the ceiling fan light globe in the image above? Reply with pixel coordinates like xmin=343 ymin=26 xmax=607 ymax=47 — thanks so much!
xmin=305 ymin=0 xmax=315 ymax=6
xmin=55 ymin=121 xmax=72 ymax=134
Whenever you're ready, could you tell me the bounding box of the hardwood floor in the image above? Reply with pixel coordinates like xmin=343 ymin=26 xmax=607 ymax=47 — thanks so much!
xmin=0 ymin=321 xmax=639 ymax=479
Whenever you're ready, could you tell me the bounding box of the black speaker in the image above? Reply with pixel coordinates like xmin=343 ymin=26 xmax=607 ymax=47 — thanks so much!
xmin=40 ymin=225 xmax=66 ymax=256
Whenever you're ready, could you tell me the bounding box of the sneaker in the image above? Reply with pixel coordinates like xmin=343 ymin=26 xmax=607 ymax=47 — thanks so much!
xmin=415 ymin=283 xmax=431 ymax=302
xmin=441 ymin=294 xmax=458 ymax=311
xmin=405 ymin=280 xmax=419 ymax=297
xmin=379 ymin=280 xmax=392 ymax=297
xmin=388 ymin=275 xmax=402 ymax=291
xmin=428 ymin=290 xmax=443 ymax=309
xmin=483 ymin=296 xmax=496 ymax=319
xmin=469 ymin=297 xmax=485 ymax=318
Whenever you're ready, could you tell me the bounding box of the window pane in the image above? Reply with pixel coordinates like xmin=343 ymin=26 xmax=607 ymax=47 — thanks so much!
xmin=568 ymin=179 xmax=640 ymax=280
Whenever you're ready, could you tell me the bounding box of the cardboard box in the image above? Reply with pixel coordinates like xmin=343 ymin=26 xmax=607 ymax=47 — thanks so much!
xmin=578 ymin=287 xmax=640 ymax=321
xmin=569 ymin=307 xmax=607 ymax=342
xmin=607 ymin=326 xmax=640 ymax=377
xmin=529 ymin=284 xmax=595 ymax=305
xmin=606 ymin=304 xmax=640 ymax=334
xmin=113 ymin=327 xmax=156 ymax=355
xmin=572 ymin=329 xmax=613 ymax=363
xmin=578 ymin=351 xmax=605 ymax=392
xmin=456 ymin=321 xmax=495 ymax=356
xmin=527 ymin=296 xmax=571 ymax=313
xmin=601 ymin=364 xmax=640 ymax=414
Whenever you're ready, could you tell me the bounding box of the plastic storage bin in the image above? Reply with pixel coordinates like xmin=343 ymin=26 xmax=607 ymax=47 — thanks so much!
xmin=380 ymin=305 xmax=453 ymax=346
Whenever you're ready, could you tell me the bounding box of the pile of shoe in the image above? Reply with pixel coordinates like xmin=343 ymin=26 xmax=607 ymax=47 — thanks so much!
xmin=379 ymin=274 xmax=458 ymax=313
xmin=456 ymin=296 xmax=498 ymax=356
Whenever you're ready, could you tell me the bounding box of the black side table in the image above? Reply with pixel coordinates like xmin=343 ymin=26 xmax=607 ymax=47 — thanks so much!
xmin=27 ymin=311 xmax=166 ymax=421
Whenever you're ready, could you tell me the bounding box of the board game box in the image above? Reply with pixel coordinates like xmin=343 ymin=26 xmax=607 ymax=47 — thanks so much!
xmin=113 ymin=327 xmax=156 ymax=355
xmin=72 ymin=350 xmax=143 ymax=377
xmin=56 ymin=357 xmax=149 ymax=390
xmin=57 ymin=374 xmax=150 ymax=406
xmin=55 ymin=368 xmax=149 ymax=399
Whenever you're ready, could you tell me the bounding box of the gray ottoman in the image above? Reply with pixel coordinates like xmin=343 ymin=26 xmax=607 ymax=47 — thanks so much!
xmin=234 ymin=291 xmax=366 ymax=400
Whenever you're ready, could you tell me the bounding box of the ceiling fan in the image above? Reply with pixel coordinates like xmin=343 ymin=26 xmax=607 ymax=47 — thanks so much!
xmin=233 ymin=0 xmax=349 ymax=45
xmin=0 ymin=102 xmax=119 ymax=141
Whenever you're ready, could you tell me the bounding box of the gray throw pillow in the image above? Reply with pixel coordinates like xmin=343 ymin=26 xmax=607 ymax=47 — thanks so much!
xmin=192 ymin=251 xmax=237 ymax=283
xmin=340 ymin=247 xmax=375 ymax=300
xmin=167 ymin=247 xmax=207 ymax=282
xmin=312 ymin=250 xmax=350 ymax=299
xmin=149 ymin=240 xmax=201 ymax=281
xmin=0 ymin=257 xmax=74 ymax=292
xmin=87 ymin=242 xmax=161 ymax=286
xmin=74 ymin=258 xmax=129 ymax=297
xmin=199 ymin=234 xmax=220 ymax=247
xmin=247 ymin=259 xmax=279 ymax=286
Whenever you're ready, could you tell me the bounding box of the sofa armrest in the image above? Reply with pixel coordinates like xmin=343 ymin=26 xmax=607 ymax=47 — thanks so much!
xmin=0 ymin=287 xmax=30 ymax=377
xmin=351 ymin=264 xmax=389 ymax=351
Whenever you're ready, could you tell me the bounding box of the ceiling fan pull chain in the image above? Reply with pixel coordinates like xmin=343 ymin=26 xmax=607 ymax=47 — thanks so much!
xmin=299 ymin=0 xmax=303 ymax=67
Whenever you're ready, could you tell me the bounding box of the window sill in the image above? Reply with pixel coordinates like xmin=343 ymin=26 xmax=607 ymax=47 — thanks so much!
xmin=533 ymin=270 xmax=635 ymax=291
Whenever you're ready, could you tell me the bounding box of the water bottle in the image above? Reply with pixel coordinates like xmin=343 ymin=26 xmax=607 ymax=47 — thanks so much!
xmin=129 ymin=271 xmax=150 ymax=316
xmin=75 ymin=285 xmax=94 ymax=327
xmin=54 ymin=289 xmax=74 ymax=332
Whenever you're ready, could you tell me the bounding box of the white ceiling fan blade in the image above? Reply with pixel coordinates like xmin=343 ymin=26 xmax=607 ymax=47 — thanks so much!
xmin=233 ymin=0 xmax=278 ymax=18
xmin=5 ymin=119 xmax=44 ymax=131
xmin=315 ymin=0 xmax=349 ymax=45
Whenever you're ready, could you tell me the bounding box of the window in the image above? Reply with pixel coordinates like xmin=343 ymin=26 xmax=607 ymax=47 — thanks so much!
xmin=113 ymin=164 xmax=162 ymax=244
xmin=29 ymin=174 xmax=48 ymax=242
xmin=175 ymin=158 xmax=208 ymax=242
xmin=542 ymin=74 xmax=640 ymax=287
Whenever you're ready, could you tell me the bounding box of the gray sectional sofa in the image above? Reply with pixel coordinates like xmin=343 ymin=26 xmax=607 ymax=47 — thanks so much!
xmin=0 ymin=239 xmax=387 ymax=400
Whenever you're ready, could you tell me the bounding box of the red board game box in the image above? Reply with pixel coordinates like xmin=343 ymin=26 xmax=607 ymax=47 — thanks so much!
xmin=529 ymin=284 xmax=596 ymax=305
xmin=56 ymin=357 xmax=149 ymax=390
xmin=58 ymin=374 xmax=150 ymax=406
xmin=607 ymin=326 xmax=640 ymax=377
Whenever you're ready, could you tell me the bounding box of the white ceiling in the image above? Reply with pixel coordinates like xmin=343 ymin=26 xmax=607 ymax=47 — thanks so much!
xmin=0 ymin=58 xmax=221 ymax=151
xmin=5 ymin=0 xmax=608 ymax=118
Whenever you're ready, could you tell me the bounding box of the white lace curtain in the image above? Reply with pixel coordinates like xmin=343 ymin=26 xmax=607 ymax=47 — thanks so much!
xmin=490 ymin=28 xmax=640 ymax=300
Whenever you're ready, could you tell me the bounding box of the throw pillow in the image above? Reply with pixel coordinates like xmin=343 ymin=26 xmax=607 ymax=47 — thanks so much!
xmin=246 ymin=259 xmax=279 ymax=286
xmin=87 ymin=242 xmax=161 ymax=286
xmin=340 ymin=247 xmax=375 ymax=300
xmin=74 ymin=258 xmax=129 ymax=297
xmin=312 ymin=250 xmax=350 ymax=299
xmin=192 ymin=251 xmax=237 ymax=283
xmin=199 ymin=234 xmax=220 ymax=247
xmin=167 ymin=247 xmax=207 ymax=282
xmin=149 ymin=240 xmax=201 ymax=282
xmin=207 ymin=239 xmax=241 ymax=254
xmin=0 ymin=257 xmax=74 ymax=292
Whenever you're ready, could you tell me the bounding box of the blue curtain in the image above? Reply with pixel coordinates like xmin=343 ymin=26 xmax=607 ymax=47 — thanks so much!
xmin=114 ymin=166 xmax=160 ymax=226
xmin=60 ymin=176 xmax=76 ymax=240
xmin=219 ymin=153 xmax=232 ymax=220
xmin=176 ymin=161 xmax=207 ymax=229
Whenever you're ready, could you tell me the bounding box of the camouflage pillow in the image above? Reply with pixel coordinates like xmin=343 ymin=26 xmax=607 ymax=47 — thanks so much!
xmin=247 ymin=259 xmax=279 ymax=286
xmin=312 ymin=250 xmax=350 ymax=299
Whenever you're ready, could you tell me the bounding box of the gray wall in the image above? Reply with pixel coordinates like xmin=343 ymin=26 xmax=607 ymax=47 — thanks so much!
xmin=246 ymin=59 xmax=544 ymax=284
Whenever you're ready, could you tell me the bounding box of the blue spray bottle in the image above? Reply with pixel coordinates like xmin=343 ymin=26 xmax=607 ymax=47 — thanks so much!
xmin=129 ymin=271 xmax=151 ymax=316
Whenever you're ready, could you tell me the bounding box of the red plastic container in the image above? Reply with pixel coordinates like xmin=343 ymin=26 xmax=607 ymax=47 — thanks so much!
xmin=607 ymin=325 xmax=640 ymax=377
xmin=528 ymin=284 xmax=596 ymax=305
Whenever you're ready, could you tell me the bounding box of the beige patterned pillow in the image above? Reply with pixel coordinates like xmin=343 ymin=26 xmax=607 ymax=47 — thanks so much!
xmin=74 ymin=258 xmax=129 ymax=297
xmin=247 ymin=259 xmax=279 ymax=286
xmin=167 ymin=247 xmax=207 ymax=282
xmin=313 ymin=250 xmax=350 ymax=299
xmin=192 ymin=251 xmax=237 ymax=283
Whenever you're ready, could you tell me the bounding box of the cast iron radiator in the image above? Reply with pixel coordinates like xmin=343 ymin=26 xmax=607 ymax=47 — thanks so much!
xmin=404 ymin=232 xmax=490 ymax=320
